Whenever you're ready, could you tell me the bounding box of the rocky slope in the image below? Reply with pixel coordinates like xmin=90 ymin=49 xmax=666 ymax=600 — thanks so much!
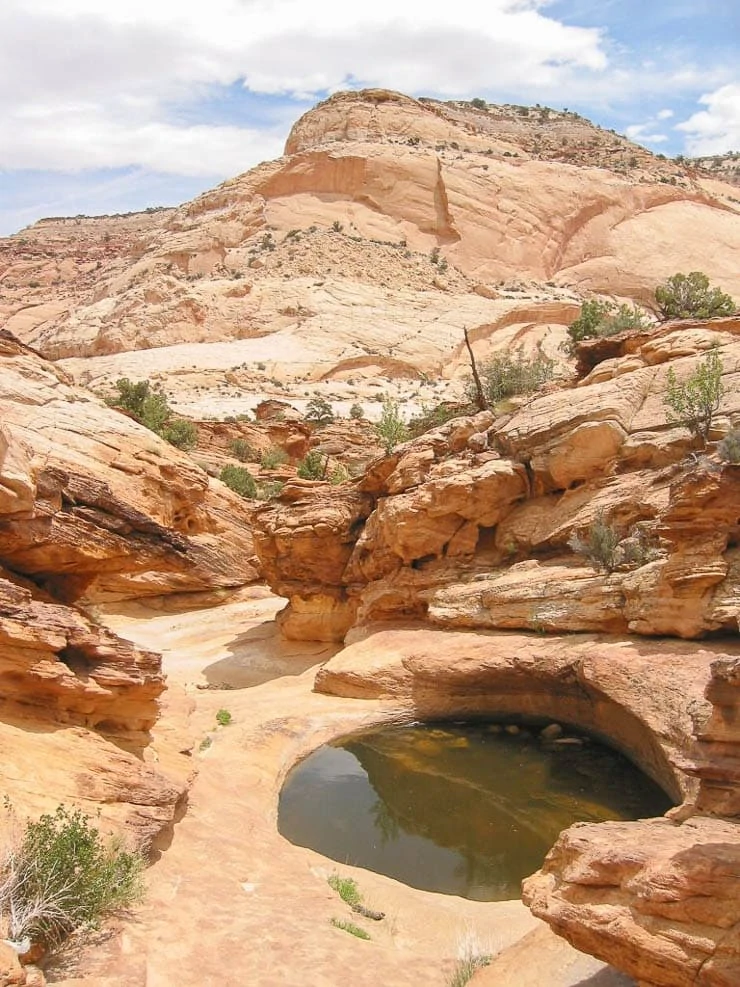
xmin=2 ymin=90 xmax=739 ymax=423
xmin=251 ymin=315 xmax=740 ymax=985
xmin=0 ymin=329 xmax=262 ymax=861
xmin=252 ymin=315 xmax=740 ymax=643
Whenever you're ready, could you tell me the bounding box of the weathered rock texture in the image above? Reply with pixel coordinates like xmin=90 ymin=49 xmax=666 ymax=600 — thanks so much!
xmin=0 ymin=330 xmax=261 ymax=847
xmin=253 ymin=317 xmax=740 ymax=643
xmin=0 ymin=331 xmax=258 ymax=602
xmin=523 ymin=656 xmax=740 ymax=987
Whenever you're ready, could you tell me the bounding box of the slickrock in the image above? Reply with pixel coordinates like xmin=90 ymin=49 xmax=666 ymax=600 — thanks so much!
xmin=523 ymin=660 xmax=740 ymax=987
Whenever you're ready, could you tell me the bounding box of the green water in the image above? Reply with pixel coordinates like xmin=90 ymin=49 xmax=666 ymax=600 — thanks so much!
xmin=278 ymin=722 xmax=673 ymax=901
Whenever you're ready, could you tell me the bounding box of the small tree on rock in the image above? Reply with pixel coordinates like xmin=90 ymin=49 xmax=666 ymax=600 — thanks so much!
xmin=374 ymin=397 xmax=408 ymax=455
xmin=655 ymin=272 xmax=735 ymax=321
xmin=663 ymin=346 xmax=724 ymax=444
xmin=305 ymin=396 xmax=335 ymax=426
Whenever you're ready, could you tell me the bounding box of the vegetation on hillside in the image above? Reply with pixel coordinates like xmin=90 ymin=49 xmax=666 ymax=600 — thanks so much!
xmin=566 ymin=300 xmax=650 ymax=349
xmin=466 ymin=350 xmax=554 ymax=407
xmin=106 ymin=378 xmax=198 ymax=450
xmin=655 ymin=272 xmax=735 ymax=321
xmin=663 ymin=346 xmax=724 ymax=443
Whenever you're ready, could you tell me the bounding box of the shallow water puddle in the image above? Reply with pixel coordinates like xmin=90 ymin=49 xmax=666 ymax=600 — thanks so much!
xmin=278 ymin=722 xmax=673 ymax=900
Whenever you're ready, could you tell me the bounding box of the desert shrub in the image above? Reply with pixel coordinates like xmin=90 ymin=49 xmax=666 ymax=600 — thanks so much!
xmin=160 ymin=419 xmax=198 ymax=451
xmin=257 ymin=479 xmax=284 ymax=500
xmin=215 ymin=709 xmax=232 ymax=726
xmin=718 ymin=430 xmax=740 ymax=464
xmin=330 ymin=918 xmax=370 ymax=939
xmin=329 ymin=464 xmax=350 ymax=485
xmin=305 ymin=396 xmax=335 ymax=426
xmin=349 ymin=403 xmax=364 ymax=420
xmin=374 ymin=397 xmax=408 ymax=454
xmin=568 ymin=514 xmax=621 ymax=572
xmin=106 ymin=378 xmax=198 ymax=449
xmin=327 ymin=873 xmax=362 ymax=907
xmin=467 ymin=350 xmax=554 ymax=407
xmin=260 ymin=446 xmax=288 ymax=469
xmin=219 ymin=465 xmax=257 ymax=498
xmin=297 ymin=450 xmax=328 ymax=480
xmin=470 ymin=97 xmax=487 ymax=110
xmin=229 ymin=438 xmax=257 ymax=462
xmin=407 ymin=402 xmax=473 ymax=438
xmin=664 ymin=347 xmax=724 ymax=443
xmin=0 ymin=802 xmax=144 ymax=950
xmin=655 ymin=272 xmax=735 ymax=320
xmin=566 ymin=300 xmax=650 ymax=349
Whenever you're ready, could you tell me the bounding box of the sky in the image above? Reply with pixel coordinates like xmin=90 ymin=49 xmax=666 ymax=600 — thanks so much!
xmin=1 ymin=0 xmax=738 ymax=236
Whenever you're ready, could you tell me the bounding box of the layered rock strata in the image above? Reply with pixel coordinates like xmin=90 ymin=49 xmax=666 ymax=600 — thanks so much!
xmin=253 ymin=317 xmax=740 ymax=643
xmin=523 ymin=656 xmax=740 ymax=987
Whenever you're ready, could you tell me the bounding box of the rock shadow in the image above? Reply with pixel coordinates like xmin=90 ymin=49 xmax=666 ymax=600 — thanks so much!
xmin=202 ymin=620 xmax=340 ymax=689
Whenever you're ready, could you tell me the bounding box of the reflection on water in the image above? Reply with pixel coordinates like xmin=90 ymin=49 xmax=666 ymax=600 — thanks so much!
xmin=278 ymin=722 xmax=673 ymax=901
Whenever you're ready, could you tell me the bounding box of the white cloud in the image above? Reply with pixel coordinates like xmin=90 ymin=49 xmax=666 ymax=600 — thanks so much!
xmin=625 ymin=123 xmax=668 ymax=145
xmin=677 ymin=84 xmax=740 ymax=155
xmin=657 ymin=108 xmax=674 ymax=120
xmin=0 ymin=0 xmax=737 ymax=185
xmin=0 ymin=0 xmax=610 ymax=174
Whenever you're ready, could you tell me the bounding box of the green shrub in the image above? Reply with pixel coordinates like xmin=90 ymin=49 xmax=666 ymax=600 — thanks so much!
xmin=106 ymin=378 xmax=198 ymax=448
xmin=664 ymin=347 xmax=724 ymax=443
xmin=329 ymin=464 xmax=350 ymax=485
xmin=160 ymin=419 xmax=198 ymax=450
xmin=297 ymin=450 xmax=328 ymax=480
xmin=408 ymin=402 xmax=473 ymax=438
xmin=467 ymin=350 xmax=554 ymax=407
xmin=655 ymin=272 xmax=735 ymax=320
xmin=229 ymin=438 xmax=257 ymax=462
xmin=0 ymin=802 xmax=144 ymax=950
xmin=260 ymin=446 xmax=288 ymax=469
xmin=374 ymin=397 xmax=408 ymax=454
xmin=566 ymin=300 xmax=650 ymax=349
xmin=718 ymin=430 xmax=740 ymax=464
xmin=349 ymin=403 xmax=364 ymax=420
xmin=568 ymin=514 xmax=621 ymax=572
xmin=215 ymin=709 xmax=232 ymax=726
xmin=219 ymin=465 xmax=257 ymax=498
xmin=447 ymin=953 xmax=490 ymax=987
xmin=470 ymin=98 xmax=487 ymax=110
xmin=305 ymin=396 xmax=335 ymax=426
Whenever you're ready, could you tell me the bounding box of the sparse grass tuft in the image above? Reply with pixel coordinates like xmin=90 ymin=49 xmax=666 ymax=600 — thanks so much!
xmin=215 ymin=709 xmax=232 ymax=727
xmin=327 ymin=873 xmax=361 ymax=908
xmin=330 ymin=918 xmax=370 ymax=940
xmin=447 ymin=953 xmax=490 ymax=987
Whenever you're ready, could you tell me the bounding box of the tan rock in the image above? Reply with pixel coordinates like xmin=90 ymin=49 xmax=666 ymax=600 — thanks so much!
xmin=523 ymin=655 xmax=740 ymax=987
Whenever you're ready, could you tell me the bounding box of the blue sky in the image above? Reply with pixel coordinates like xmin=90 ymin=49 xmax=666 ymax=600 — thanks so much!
xmin=1 ymin=0 xmax=738 ymax=236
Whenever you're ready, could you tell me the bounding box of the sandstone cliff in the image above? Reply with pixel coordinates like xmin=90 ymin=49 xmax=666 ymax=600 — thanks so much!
xmin=0 ymin=329 xmax=260 ymax=849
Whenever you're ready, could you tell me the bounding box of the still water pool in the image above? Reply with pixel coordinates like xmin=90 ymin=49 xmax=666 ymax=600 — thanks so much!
xmin=278 ymin=722 xmax=673 ymax=900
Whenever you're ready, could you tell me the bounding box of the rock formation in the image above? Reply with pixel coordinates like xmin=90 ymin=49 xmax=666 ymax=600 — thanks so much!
xmin=523 ymin=656 xmax=740 ymax=987
xmin=0 ymin=329 xmax=260 ymax=848
xmin=253 ymin=315 xmax=740 ymax=644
